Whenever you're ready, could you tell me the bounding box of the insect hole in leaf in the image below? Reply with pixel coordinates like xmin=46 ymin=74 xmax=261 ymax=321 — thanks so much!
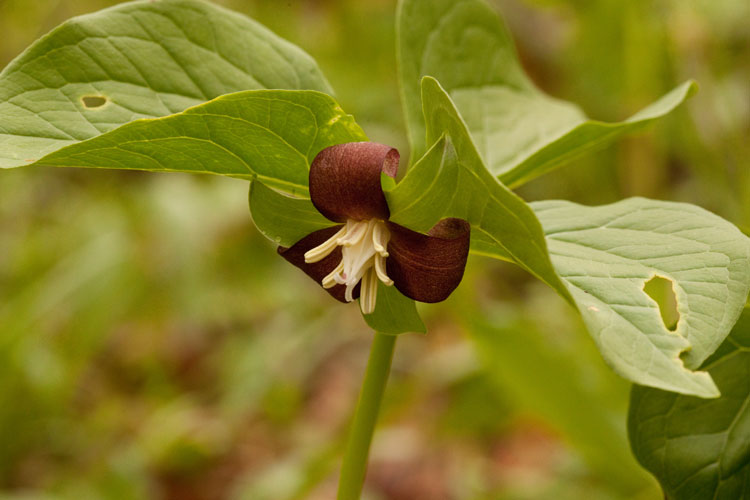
xmin=643 ymin=275 xmax=679 ymax=332
xmin=81 ymin=96 xmax=107 ymax=108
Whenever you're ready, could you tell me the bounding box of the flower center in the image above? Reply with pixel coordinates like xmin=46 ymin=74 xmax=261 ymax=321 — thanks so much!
xmin=304 ymin=219 xmax=393 ymax=314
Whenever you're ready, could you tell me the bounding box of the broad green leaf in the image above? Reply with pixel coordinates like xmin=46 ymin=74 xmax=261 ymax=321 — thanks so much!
xmin=363 ymin=283 xmax=426 ymax=335
xmin=397 ymin=0 xmax=530 ymax=164
xmin=386 ymin=77 xmax=573 ymax=303
xmin=24 ymin=90 xmax=366 ymax=195
xmin=533 ymin=198 xmax=750 ymax=397
xmin=397 ymin=0 xmax=695 ymax=186
xmin=248 ymin=181 xmax=332 ymax=247
xmin=492 ymin=82 xmax=696 ymax=188
xmin=0 ymin=0 xmax=332 ymax=168
xmin=628 ymin=309 xmax=750 ymax=499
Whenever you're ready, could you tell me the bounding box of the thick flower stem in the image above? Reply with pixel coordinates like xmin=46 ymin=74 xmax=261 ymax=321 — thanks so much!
xmin=337 ymin=331 xmax=397 ymax=500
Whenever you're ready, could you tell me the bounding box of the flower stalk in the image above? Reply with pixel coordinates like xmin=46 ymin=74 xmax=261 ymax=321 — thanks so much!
xmin=337 ymin=331 xmax=397 ymax=500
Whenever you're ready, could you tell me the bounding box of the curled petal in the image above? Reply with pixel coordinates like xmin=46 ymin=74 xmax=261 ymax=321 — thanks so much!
xmin=278 ymin=226 xmax=359 ymax=303
xmin=309 ymin=142 xmax=400 ymax=222
xmin=386 ymin=218 xmax=470 ymax=303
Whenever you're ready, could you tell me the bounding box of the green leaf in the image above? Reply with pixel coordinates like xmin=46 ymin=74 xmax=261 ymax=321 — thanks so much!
xmin=493 ymin=82 xmax=697 ymax=188
xmin=26 ymin=90 xmax=366 ymax=194
xmin=397 ymin=0 xmax=694 ymax=187
xmin=628 ymin=308 xmax=750 ymax=499
xmin=386 ymin=76 xmax=747 ymax=396
xmin=363 ymin=283 xmax=426 ymax=335
xmin=386 ymin=77 xmax=573 ymax=303
xmin=0 ymin=0 xmax=332 ymax=168
xmin=248 ymin=181 xmax=333 ymax=248
xmin=397 ymin=0 xmax=530 ymax=164
xmin=533 ymin=198 xmax=750 ymax=397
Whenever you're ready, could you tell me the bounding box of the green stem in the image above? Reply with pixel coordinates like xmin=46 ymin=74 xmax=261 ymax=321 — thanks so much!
xmin=337 ymin=332 xmax=397 ymax=500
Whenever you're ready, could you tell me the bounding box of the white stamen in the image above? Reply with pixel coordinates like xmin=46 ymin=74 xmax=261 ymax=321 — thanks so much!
xmin=304 ymin=218 xmax=394 ymax=310
xmin=304 ymin=225 xmax=347 ymax=263
xmin=360 ymin=267 xmax=379 ymax=314
xmin=374 ymin=253 xmax=393 ymax=286
xmin=345 ymin=281 xmax=356 ymax=302
xmin=372 ymin=222 xmax=390 ymax=256
xmin=337 ymin=219 xmax=368 ymax=247
xmin=322 ymin=260 xmax=344 ymax=289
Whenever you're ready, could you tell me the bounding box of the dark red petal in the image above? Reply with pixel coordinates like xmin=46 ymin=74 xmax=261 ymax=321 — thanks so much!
xmin=386 ymin=218 xmax=470 ymax=303
xmin=309 ymin=142 xmax=399 ymax=223
xmin=278 ymin=226 xmax=360 ymax=303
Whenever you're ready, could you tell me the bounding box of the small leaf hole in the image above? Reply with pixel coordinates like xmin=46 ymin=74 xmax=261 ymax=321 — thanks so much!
xmin=643 ymin=276 xmax=679 ymax=331
xmin=82 ymin=96 xmax=107 ymax=108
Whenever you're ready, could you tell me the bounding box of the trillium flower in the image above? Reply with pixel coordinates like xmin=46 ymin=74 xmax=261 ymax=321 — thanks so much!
xmin=279 ymin=142 xmax=470 ymax=314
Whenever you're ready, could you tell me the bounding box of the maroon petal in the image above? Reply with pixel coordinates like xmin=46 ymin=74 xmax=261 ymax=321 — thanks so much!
xmin=386 ymin=218 xmax=470 ymax=303
xmin=309 ymin=142 xmax=400 ymax=223
xmin=278 ymin=226 xmax=359 ymax=303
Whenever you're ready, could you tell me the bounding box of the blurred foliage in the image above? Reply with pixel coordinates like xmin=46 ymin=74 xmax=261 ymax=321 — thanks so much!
xmin=0 ymin=0 xmax=747 ymax=498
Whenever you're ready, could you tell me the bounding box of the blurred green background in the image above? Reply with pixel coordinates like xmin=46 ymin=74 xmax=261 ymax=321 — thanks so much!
xmin=0 ymin=0 xmax=747 ymax=498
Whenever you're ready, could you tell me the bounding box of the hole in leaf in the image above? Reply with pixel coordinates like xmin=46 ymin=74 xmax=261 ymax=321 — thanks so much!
xmin=81 ymin=96 xmax=107 ymax=108
xmin=643 ymin=276 xmax=679 ymax=331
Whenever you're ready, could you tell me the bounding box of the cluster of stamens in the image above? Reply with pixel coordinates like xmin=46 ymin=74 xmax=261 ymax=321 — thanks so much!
xmin=304 ymin=219 xmax=393 ymax=314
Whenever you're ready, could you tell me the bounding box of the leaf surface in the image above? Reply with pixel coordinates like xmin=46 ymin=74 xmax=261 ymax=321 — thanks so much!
xmin=628 ymin=309 xmax=750 ymax=499
xmin=363 ymin=283 xmax=427 ymax=335
xmin=248 ymin=181 xmax=332 ymax=247
xmin=397 ymin=0 xmax=694 ymax=186
xmin=387 ymin=78 xmax=750 ymax=394
xmin=533 ymin=198 xmax=750 ymax=397
xmin=28 ymin=90 xmax=366 ymax=195
xmin=0 ymin=0 xmax=331 ymax=168
xmin=386 ymin=77 xmax=573 ymax=303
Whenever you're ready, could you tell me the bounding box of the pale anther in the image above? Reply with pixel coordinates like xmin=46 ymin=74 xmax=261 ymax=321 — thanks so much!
xmin=304 ymin=225 xmax=347 ymax=263
xmin=337 ymin=219 xmax=368 ymax=247
xmin=322 ymin=260 xmax=344 ymax=289
xmin=374 ymin=254 xmax=393 ymax=286
xmin=372 ymin=223 xmax=389 ymax=255
xmin=305 ymin=218 xmax=395 ymax=312
xmin=360 ymin=267 xmax=379 ymax=314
